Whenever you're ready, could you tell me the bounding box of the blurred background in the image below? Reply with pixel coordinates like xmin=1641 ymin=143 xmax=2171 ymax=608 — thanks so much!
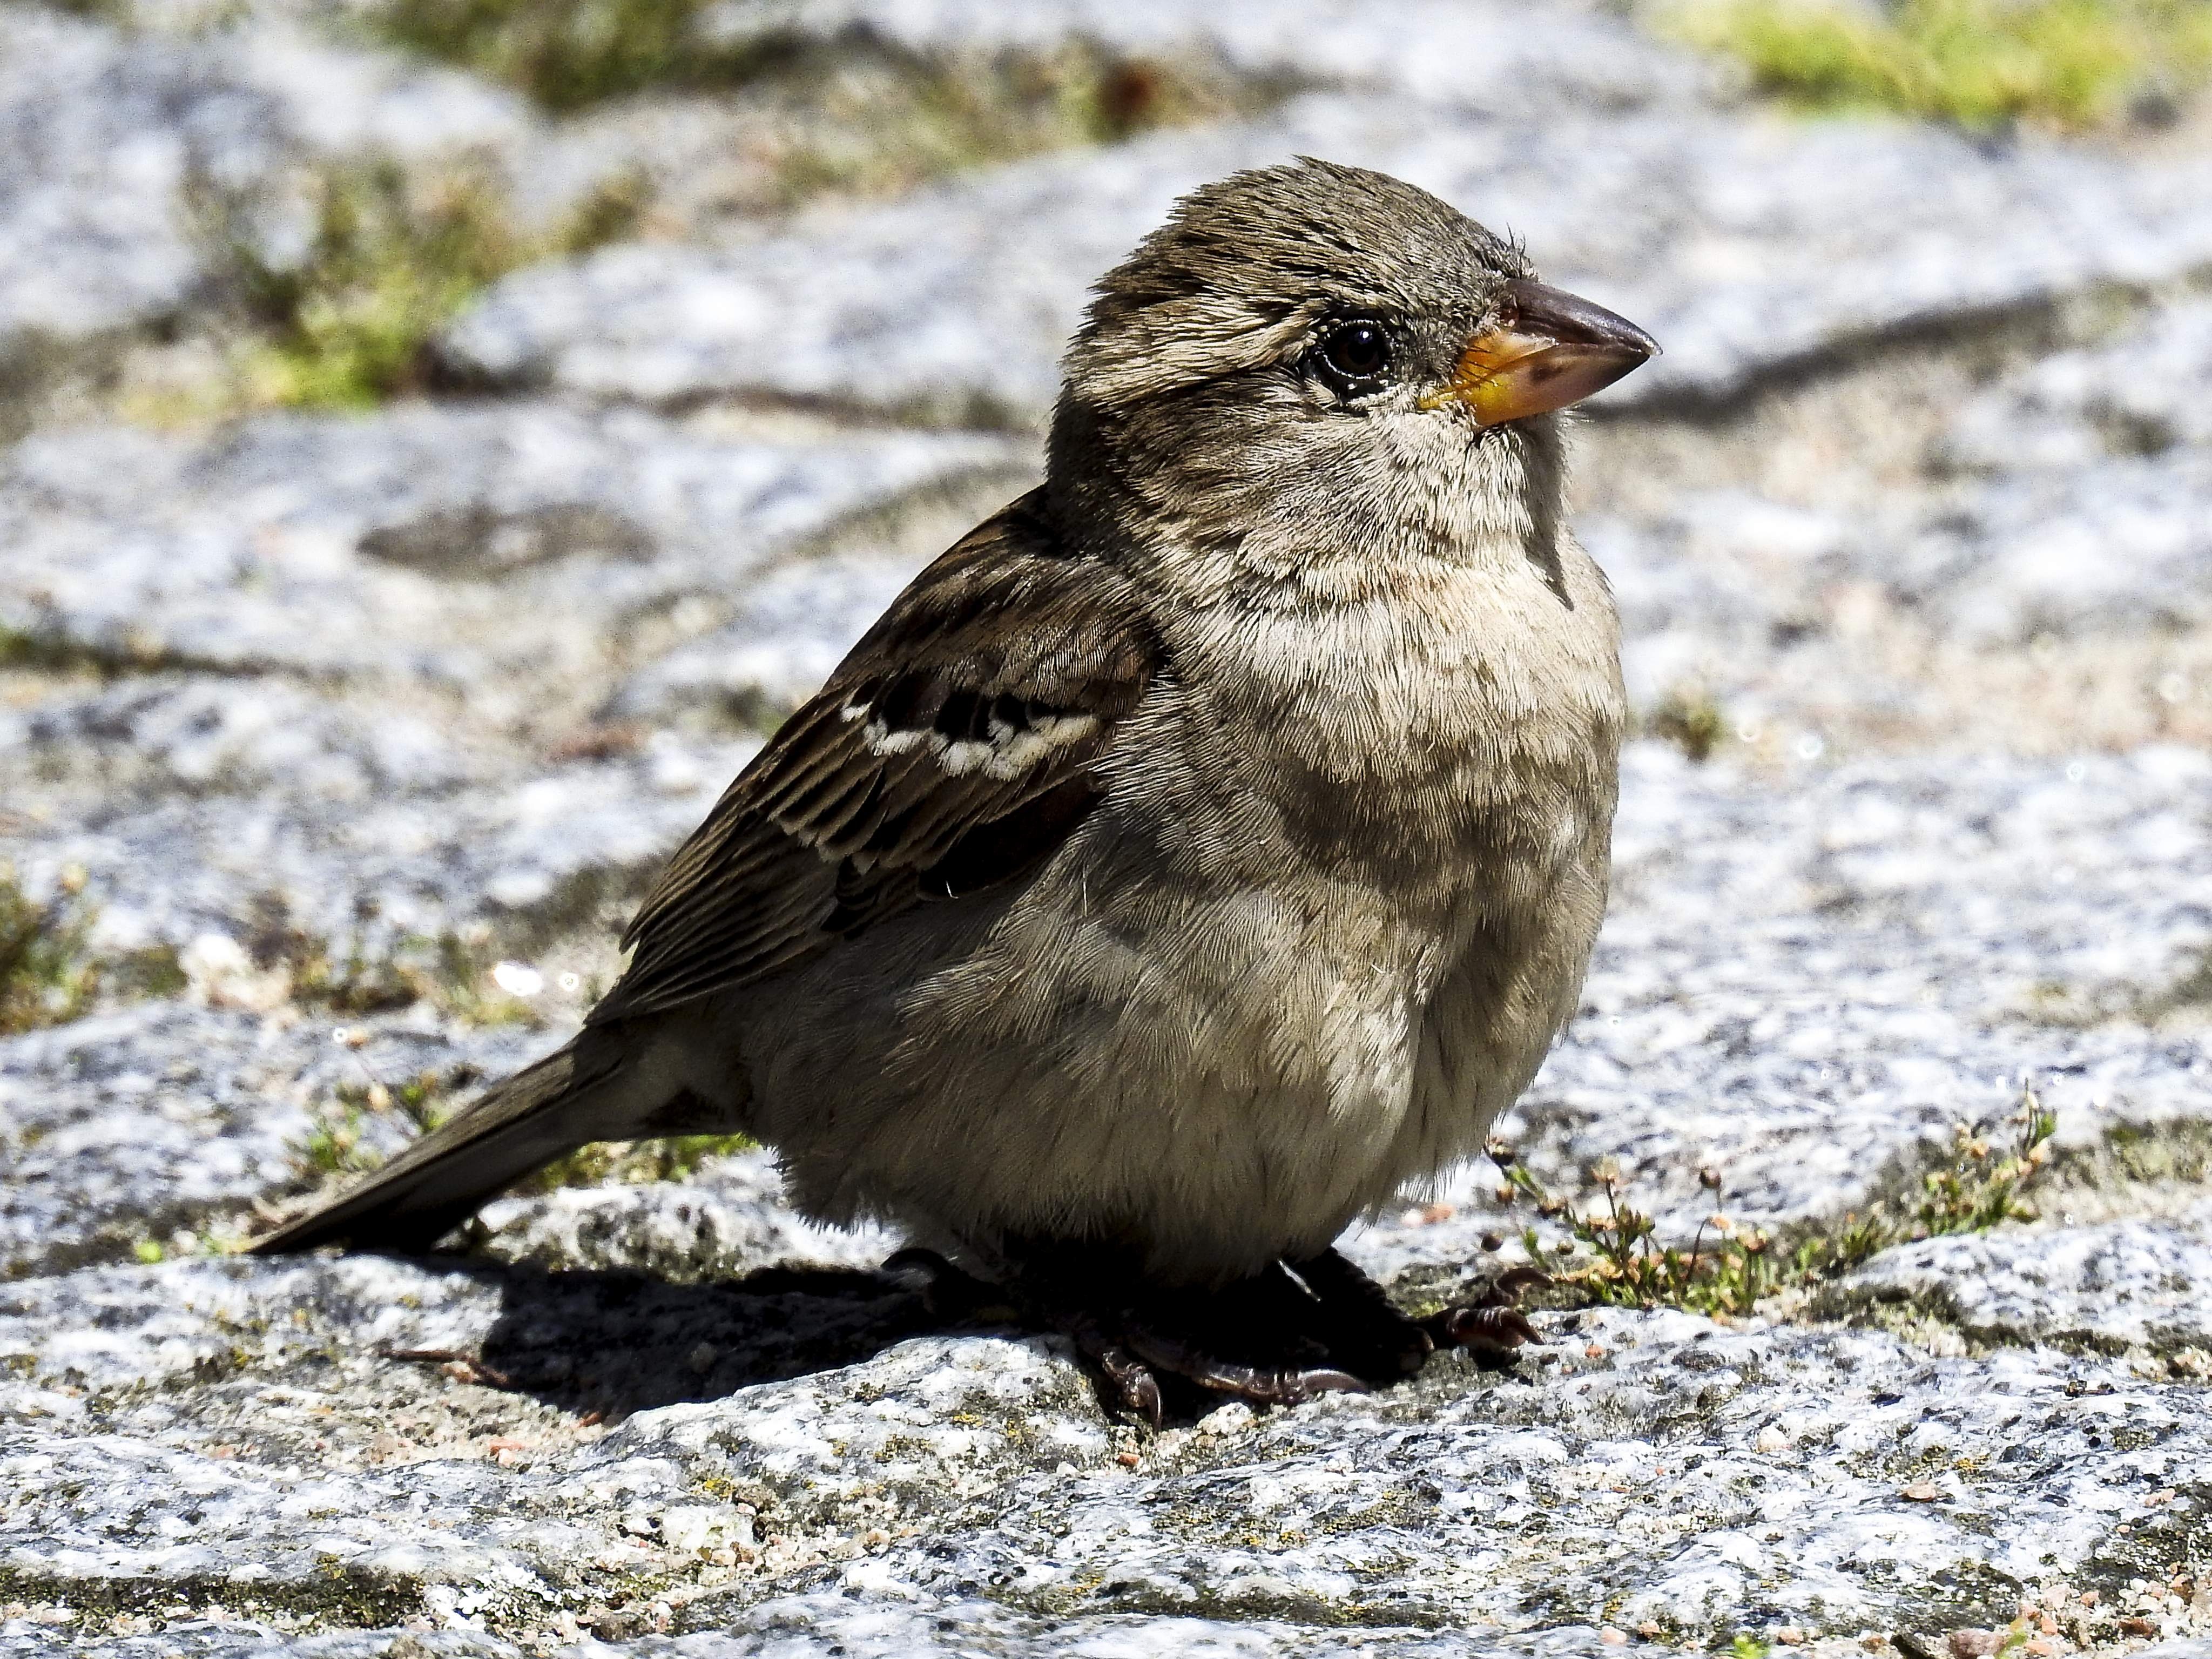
xmin=2 ymin=0 xmax=2210 ymax=1270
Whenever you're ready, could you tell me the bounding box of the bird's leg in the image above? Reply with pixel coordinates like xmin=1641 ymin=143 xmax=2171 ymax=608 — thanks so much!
xmin=880 ymin=1245 xmax=1009 ymax=1319
xmin=1285 ymin=1247 xmax=1437 ymax=1382
xmin=1000 ymin=1242 xmax=1367 ymax=1425
xmin=1424 ymin=1264 xmax=1550 ymax=1368
xmin=884 ymin=1246 xmax=1174 ymax=1421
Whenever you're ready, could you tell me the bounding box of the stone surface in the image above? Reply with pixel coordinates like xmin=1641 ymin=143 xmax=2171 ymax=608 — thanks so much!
xmin=440 ymin=94 xmax=2212 ymax=426
xmin=1351 ymin=743 xmax=2212 ymax=1272
xmin=1 ymin=710 xmax=763 ymax=966
xmin=1830 ymin=1207 xmax=2212 ymax=1357
xmin=0 ymin=1003 xmax=547 ymax=1281
xmin=471 ymin=1151 xmax=897 ymax=1283
xmin=602 ymin=550 xmax=938 ymax=727
xmin=7 ymin=0 xmax=2212 ymax=1652
xmin=0 ymin=10 xmax=533 ymax=424
xmin=1573 ymin=281 xmax=2212 ymax=760
xmin=9 ymin=1264 xmax=2212 ymax=1655
xmin=0 ymin=406 xmax=1021 ymax=700
xmin=706 ymin=0 xmax=1718 ymax=117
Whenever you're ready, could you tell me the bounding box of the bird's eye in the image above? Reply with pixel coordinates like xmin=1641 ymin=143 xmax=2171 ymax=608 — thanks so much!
xmin=1312 ymin=320 xmax=1392 ymax=393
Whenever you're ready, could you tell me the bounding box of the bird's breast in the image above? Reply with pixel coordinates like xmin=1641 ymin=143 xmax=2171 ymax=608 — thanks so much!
xmin=1136 ymin=551 xmax=1623 ymax=912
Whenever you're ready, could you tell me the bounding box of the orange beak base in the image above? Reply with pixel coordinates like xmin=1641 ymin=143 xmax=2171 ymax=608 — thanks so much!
xmin=1425 ymin=278 xmax=1659 ymax=427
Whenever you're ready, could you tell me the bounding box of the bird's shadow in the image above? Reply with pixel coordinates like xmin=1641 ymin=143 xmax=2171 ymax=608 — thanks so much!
xmin=415 ymin=1256 xmax=990 ymax=1422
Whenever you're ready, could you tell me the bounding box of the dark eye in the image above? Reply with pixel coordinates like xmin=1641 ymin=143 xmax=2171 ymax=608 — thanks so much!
xmin=1312 ymin=320 xmax=1392 ymax=393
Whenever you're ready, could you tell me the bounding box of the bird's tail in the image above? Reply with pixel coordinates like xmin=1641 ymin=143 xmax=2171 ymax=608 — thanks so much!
xmin=250 ymin=1034 xmax=638 ymax=1257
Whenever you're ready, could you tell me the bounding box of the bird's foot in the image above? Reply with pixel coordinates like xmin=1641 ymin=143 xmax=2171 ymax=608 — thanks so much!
xmin=1421 ymin=1264 xmax=1550 ymax=1368
xmin=882 ymin=1247 xmax=1355 ymax=1422
xmin=1286 ymin=1246 xmax=1439 ymax=1382
xmin=887 ymin=1243 xmax=1546 ymax=1424
xmin=1006 ymin=1251 xmax=1370 ymax=1427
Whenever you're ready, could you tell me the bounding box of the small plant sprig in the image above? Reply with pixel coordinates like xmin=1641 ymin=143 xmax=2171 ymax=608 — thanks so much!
xmin=1488 ymin=1088 xmax=2057 ymax=1319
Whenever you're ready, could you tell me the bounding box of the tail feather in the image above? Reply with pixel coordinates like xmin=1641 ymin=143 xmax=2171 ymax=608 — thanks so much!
xmin=251 ymin=1037 xmax=628 ymax=1256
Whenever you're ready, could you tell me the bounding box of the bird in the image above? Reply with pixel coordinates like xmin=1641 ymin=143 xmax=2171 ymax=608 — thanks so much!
xmin=253 ymin=157 xmax=1657 ymax=1421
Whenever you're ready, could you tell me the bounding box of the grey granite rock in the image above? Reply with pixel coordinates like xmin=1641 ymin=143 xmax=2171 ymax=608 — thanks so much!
xmin=700 ymin=0 xmax=1718 ymax=117
xmin=1861 ymin=299 xmax=2212 ymax=645
xmin=1352 ymin=742 xmax=2212 ymax=1274
xmin=1573 ymin=285 xmax=2212 ymax=748
xmin=1943 ymin=299 xmax=2212 ymax=477
xmin=471 ymin=1152 xmax=897 ymax=1282
xmin=0 ymin=675 xmax=476 ymax=802
xmin=1830 ymin=1207 xmax=2212 ymax=1355
xmin=1889 ymin=450 xmax=2212 ymax=646
xmin=0 ymin=1003 xmax=545 ymax=1280
xmin=0 ymin=725 xmax=764 ymax=965
xmin=9 ymin=1262 xmax=2212 ymax=1653
xmin=439 ymin=93 xmax=2212 ymax=427
xmin=0 ymin=406 xmax=1021 ymax=696
xmin=602 ymin=549 xmax=937 ymax=726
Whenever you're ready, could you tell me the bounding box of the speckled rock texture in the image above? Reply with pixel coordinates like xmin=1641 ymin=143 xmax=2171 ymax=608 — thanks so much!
xmin=4 ymin=0 xmax=2212 ymax=1654
xmin=0 ymin=8 xmax=537 ymax=432
xmin=438 ymin=95 xmax=2212 ymax=426
xmin=706 ymin=0 xmax=1719 ymax=116
xmin=0 ymin=407 xmax=1021 ymax=689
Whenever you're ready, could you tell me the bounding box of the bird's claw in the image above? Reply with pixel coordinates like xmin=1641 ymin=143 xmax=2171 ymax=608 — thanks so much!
xmin=1426 ymin=1266 xmax=1551 ymax=1368
xmin=1063 ymin=1310 xmax=1166 ymax=1427
xmin=1122 ymin=1319 xmax=1368 ymax=1407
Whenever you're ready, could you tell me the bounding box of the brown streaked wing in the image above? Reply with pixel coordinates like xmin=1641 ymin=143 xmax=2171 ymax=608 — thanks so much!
xmin=585 ymin=490 xmax=1159 ymax=1027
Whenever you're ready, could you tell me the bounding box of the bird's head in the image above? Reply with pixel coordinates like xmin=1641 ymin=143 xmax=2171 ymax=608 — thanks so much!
xmin=1047 ymin=158 xmax=1657 ymax=597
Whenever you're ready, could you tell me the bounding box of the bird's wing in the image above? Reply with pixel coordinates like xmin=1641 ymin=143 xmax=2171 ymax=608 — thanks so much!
xmin=586 ymin=489 xmax=1160 ymax=1026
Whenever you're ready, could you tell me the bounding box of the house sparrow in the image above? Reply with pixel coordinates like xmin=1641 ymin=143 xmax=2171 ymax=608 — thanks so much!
xmin=254 ymin=158 xmax=1656 ymax=1420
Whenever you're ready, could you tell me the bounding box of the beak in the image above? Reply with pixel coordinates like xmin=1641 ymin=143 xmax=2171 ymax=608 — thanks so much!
xmin=1424 ymin=278 xmax=1659 ymax=427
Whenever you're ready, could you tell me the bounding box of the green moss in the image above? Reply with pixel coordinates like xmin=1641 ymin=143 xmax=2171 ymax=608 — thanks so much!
xmin=1667 ymin=0 xmax=2212 ymax=130
xmin=1644 ymin=685 xmax=1729 ymax=764
xmin=268 ymin=906 xmax=538 ymax=1028
xmin=733 ymin=45 xmax=1254 ymax=208
xmin=231 ymin=161 xmax=524 ymax=411
xmin=368 ymin=0 xmax=1259 ymax=202
xmin=517 ymin=1132 xmax=757 ymax=1194
xmin=2136 ymin=948 xmax=2212 ymax=1022
xmin=295 ymin=1064 xmax=750 ymax=1196
xmin=370 ymin=0 xmax=1247 ymax=134
xmin=300 ymin=1099 xmax=386 ymax=1178
xmin=291 ymin=1071 xmax=466 ymax=1189
xmin=1492 ymin=1088 xmax=2057 ymax=1318
xmin=373 ymin=0 xmax=765 ymax=111
xmin=0 ymin=867 xmax=103 ymax=1035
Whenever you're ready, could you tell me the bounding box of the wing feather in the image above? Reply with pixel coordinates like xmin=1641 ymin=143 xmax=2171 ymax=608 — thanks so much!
xmin=589 ymin=490 xmax=1158 ymax=1026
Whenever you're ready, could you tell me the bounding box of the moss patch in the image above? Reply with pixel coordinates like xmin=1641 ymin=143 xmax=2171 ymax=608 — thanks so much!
xmin=372 ymin=0 xmax=774 ymax=112
xmin=371 ymin=0 xmax=1252 ymax=131
xmin=368 ymin=0 xmax=1269 ymax=208
xmin=227 ymin=161 xmax=526 ymax=411
xmin=1487 ymin=1089 xmax=2056 ymax=1318
xmin=1666 ymin=0 xmax=2212 ymax=131
xmin=0 ymin=865 xmax=185 ymax=1036
xmin=234 ymin=895 xmax=541 ymax=1028
xmin=1642 ymin=683 xmax=1730 ymax=764
xmin=515 ymin=1132 xmax=758 ymax=1195
xmin=157 ymin=158 xmax=647 ymax=419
